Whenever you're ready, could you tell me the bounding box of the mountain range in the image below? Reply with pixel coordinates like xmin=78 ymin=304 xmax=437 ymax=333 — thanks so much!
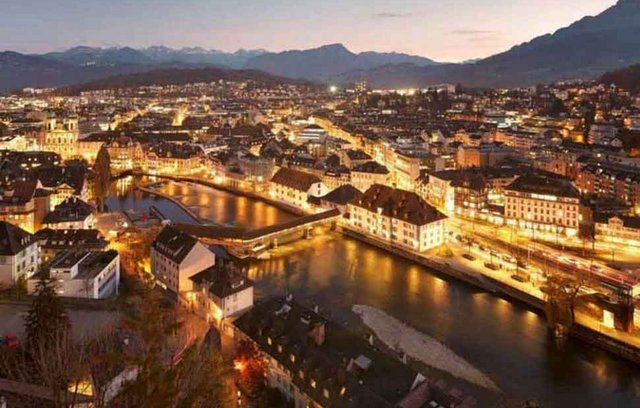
xmin=1 ymin=0 xmax=639 ymax=91
xmin=336 ymin=0 xmax=640 ymax=88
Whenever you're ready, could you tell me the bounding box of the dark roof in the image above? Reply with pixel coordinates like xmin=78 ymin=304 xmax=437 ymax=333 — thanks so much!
xmin=352 ymin=184 xmax=446 ymax=226
xmin=43 ymin=197 xmax=93 ymax=224
xmin=189 ymin=263 xmax=254 ymax=298
xmin=233 ymin=297 xmax=420 ymax=408
xmin=271 ymin=167 xmax=321 ymax=192
xmin=0 ymin=221 xmax=35 ymax=256
xmin=352 ymin=161 xmax=389 ymax=175
xmin=152 ymin=225 xmax=201 ymax=263
xmin=34 ymin=228 xmax=107 ymax=251
xmin=346 ymin=149 xmax=372 ymax=161
xmin=506 ymin=174 xmax=580 ymax=198
xmin=173 ymin=209 xmax=340 ymax=241
xmin=321 ymin=185 xmax=363 ymax=205
xmin=430 ymin=170 xmax=487 ymax=190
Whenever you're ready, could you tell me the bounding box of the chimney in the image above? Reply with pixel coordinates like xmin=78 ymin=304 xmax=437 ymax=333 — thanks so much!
xmin=308 ymin=321 xmax=326 ymax=346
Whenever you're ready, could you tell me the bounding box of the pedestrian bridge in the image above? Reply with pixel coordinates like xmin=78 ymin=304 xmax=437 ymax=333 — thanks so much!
xmin=173 ymin=209 xmax=341 ymax=258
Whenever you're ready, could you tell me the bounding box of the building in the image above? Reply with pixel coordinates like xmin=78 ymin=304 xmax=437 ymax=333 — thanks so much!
xmin=105 ymin=135 xmax=145 ymax=171
xmin=77 ymin=132 xmax=110 ymax=163
xmin=233 ymin=297 xmax=477 ymax=408
xmin=35 ymin=228 xmax=108 ymax=264
xmin=0 ymin=180 xmax=41 ymax=233
xmin=145 ymin=143 xmax=203 ymax=175
xmin=151 ymin=225 xmax=216 ymax=293
xmin=456 ymin=143 xmax=513 ymax=168
xmin=594 ymin=214 xmax=640 ymax=246
xmin=296 ymin=124 xmax=327 ymax=144
xmin=425 ymin=170 xmax=488 ymax=216
xmin=348 ymin=184 xmax=447 ymax=252
xmin=42 ymin=115 xmax=79 ymax=160
xmin=0 ymin=221 xmax=39 ymax=286
xmin=188 ymin=262 xmax=254 ymax=321
xmin=30 ymin=250 xmax=120 ymax=299
xmin=269 ymin=168 xmax=328 ymax=210
xmin=42 ymin=197 xmax=95 ymax=230
xmin=505 ymin=174 xmax=582 ymax=236
xmin=350 ymin=161 xmax=390 ymax=193
xmin=576 ymin=162 xmax=640 ymax=208
xmin=318 ymin=185 xmax=363 ymax=214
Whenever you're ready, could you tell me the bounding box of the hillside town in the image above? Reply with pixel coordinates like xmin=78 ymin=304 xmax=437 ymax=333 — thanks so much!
xmin=1 ymin=74 xmax=640 ymax=407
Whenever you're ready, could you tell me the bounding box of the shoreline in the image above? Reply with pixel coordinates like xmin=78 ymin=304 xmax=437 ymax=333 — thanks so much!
xmin=131 ymin=173 xmax=640 ymax=365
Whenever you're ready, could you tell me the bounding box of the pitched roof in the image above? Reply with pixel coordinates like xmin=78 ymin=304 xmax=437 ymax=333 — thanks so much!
xmin=43 ymin=197 xmax=93 ymax=224
xmin=506 ymin=174 xmax=580 ymax=198
xmin=34 ymin=228 xmax=107 ymax=250
xmin=233 ymin=297 xmax=421 ymax=408
xmin=321 ymin=185 xmax=363 ymax=205
xmin=152 ymin=225 xmax=200 ymax=264
xmin=270 ymin=167 xmax=321 ymax=192
xmin=189 ymin=263 xmax=254 ymax=298
xmin=352 ymin=184 xmax=446 ymax=226
xmin=352 ymin=161 xmax=389 ymax=175
xmin=0 ymin=221 xmax=35 ymax=256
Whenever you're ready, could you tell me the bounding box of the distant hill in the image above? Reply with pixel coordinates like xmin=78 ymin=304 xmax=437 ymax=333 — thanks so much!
xmin=599 ymin=64 xmax=640 ymax=93
xmin=244 ymin=43 xmax=438 ymax=81
xmin=42 ymin=46 xmax=153 ymax=66
xmin=55 ymin=67 xmax=316 ymax=95
xmin=0 ymin=51 xmax=162 ymax=91
xmin=337 ymin=0 xmax=640 ymax=88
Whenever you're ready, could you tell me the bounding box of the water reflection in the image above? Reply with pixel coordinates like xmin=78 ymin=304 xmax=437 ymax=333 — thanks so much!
xmin=108 ymin=176 xmax=640 ymax=407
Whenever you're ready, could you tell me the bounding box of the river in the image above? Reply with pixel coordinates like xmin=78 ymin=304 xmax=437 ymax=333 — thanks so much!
xmin=108 ymin=176 xmax=640 ymax=407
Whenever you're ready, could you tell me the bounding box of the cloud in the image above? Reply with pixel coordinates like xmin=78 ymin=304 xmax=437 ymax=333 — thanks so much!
xmin=372 ymin=12 xmax=412 ymax=19
xmin=450 ymin=29 xmax=498 ymax=35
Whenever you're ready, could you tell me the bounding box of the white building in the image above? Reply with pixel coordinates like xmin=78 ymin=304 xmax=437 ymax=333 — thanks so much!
xmin=269 ymin=167 xmax=328 ymax=210
xmin=30 ymin=250 xmax=120 ymax=299
xmin=0 ymin=221 xmax=39 ymax=286
xmin=296 ymin=124 xmax=327 ymax=144
xmin=347 ymin=184 xmax=447 ymax=253
xmin=188 ymin=263 xmax=254 ymax=322
xmin=504 ymin=174 xmax=581 ymax=236
xmin=151 ymin=225 xmax=216 ymax=293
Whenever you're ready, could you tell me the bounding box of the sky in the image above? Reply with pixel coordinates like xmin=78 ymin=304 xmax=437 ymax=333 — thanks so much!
xmin=0 ymin=0 xmax=616 ymax=62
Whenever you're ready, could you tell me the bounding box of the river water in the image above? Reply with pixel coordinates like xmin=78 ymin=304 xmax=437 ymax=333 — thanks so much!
xmin=108 ymin=177 xmax=640 ymax=407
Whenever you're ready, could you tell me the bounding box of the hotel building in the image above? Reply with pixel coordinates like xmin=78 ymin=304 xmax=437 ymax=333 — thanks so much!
xmin=504 ymin=174 xmax=582 ymax=236
xmin=348 ymin=184 xmax=447 ymax=252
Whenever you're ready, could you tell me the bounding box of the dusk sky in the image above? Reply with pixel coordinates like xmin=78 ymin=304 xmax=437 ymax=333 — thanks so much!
xmin=0 ymin=0 xmax=616 ymax=62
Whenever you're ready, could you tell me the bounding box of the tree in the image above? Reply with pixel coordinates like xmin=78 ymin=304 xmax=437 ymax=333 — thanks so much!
xmin=542 ymin=272 xmax=587 ymax=336
xmin=24 ymin=277 xmax=70 ymax=348
xmin=93 ymin=146 xmax=112 ymax=212
xmin=0 ymin=277 xmax=88 ymax=408
xmin=112 ymin=289 xmax=232 ymax=407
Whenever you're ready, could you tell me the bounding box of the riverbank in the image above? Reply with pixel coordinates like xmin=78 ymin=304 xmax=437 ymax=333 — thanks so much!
xmin=132 ymin=173 xmax=640 ymax=365
xmin=343 ymin=225 xmax=640 ymax=364
xmin=132 ymin=172 xmax=306 ymax=217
